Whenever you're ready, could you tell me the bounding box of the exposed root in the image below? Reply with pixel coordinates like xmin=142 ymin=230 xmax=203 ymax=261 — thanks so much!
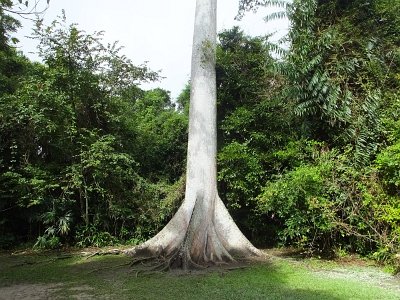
xmin=129 ymin=256 xmax=171 ymax=277
xmin=86 ymin=262 xmax=131 ymax=274
xmin=82 ymin=249 xmax=123 ymax=259
xmin=12 ymin=255 xmax=73 ymax=268
xmin=129 ymin=250 xmax=199 ymax=272
xmin=128 ymin=247 xmax=251 ymax=276
xmin=130 ymin=256 xmax=161 ymax=266
xmin=125 ymin=192 xmax=262 ymax=272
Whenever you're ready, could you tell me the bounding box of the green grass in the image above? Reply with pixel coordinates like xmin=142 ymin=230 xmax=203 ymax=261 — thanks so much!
xmin=0 ymin=251 xmax=399 ymax=299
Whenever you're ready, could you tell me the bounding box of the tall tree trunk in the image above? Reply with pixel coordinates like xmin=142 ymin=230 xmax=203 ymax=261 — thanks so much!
xmin=126 ymin=0 xmax=261 ymax=269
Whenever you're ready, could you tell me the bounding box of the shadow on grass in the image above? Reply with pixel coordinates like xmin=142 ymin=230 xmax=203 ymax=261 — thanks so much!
xmin=0 ymin=252 xmax=345 ymax=299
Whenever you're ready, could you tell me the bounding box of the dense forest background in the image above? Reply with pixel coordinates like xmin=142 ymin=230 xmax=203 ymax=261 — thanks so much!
xmin=0 ymin=0 xmax=399 ymax=270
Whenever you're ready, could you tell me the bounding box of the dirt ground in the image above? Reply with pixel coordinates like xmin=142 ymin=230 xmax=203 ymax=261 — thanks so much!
xmin=0 ymin=284 xmax=96 ymax=300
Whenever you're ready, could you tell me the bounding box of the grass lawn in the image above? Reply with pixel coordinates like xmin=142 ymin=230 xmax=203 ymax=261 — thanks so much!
xmin=0 ymin=249 xmax=399 ymax=299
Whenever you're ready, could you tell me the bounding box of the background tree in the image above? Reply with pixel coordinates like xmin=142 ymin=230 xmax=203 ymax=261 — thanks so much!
xmin=0 ymin=15 xmax=185 ymax=249
xmin=236 ymin=0 xmax=399 ymax=266
xmin=215 ymin=27 xmax=295 ymax=244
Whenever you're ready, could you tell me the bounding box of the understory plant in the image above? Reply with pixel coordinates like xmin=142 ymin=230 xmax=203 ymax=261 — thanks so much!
xmin=257 ymin=146 xmax=399 ymax=269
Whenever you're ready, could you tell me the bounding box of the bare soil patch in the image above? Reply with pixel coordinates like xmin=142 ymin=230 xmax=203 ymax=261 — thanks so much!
xmin=0 ymin=283 xmax=96 ymax=300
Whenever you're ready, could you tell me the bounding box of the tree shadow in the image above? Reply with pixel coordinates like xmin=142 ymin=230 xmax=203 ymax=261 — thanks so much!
xmin=65 ymin=254 xmax=343 ymax=300
xmin=1 ymin=251 xmax=393 ymax=300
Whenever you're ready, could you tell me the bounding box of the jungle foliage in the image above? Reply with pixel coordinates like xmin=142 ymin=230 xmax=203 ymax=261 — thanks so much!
xmin=0 ymin=11 xmax=186 ymax=249
xmin=0 ymin=0 xmax=399 ymax=271
xmin=230 ymin=0 xmax=400 ymax=270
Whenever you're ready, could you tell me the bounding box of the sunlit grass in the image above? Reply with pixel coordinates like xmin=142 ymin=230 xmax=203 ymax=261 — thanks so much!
xmin=0 ymin=251 xmax=399 ymax=299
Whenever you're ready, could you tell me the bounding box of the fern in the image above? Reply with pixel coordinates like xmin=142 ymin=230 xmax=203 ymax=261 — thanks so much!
xmin=264 ymin=11 xmax=287 ymax=22
xmin=237 ymin=0 xmax=289 ymax=20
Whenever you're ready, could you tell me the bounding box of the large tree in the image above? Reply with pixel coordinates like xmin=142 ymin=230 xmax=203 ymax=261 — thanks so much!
xmin=126 ymin=0 xmax=260 ymax=269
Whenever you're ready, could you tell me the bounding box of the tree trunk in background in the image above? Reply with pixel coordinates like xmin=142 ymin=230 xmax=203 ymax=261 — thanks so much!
xmin=126 ymin=0 xmax=261 ymax=270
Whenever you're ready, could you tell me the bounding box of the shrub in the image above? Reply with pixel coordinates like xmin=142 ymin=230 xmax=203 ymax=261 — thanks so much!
xmin=75 ymin=224 xmax=118 ymax=248
xmin=257 ymin=156 xmax=337 ymax=253
xmin=257 ymin=148 xmax=400 ymax=263
xmin=376 ymin=141 xmax=400 ymax=195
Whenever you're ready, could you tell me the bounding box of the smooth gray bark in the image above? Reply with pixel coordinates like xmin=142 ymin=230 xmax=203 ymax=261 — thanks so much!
xmin=126 ymin=0 xmax=261 ymax=269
